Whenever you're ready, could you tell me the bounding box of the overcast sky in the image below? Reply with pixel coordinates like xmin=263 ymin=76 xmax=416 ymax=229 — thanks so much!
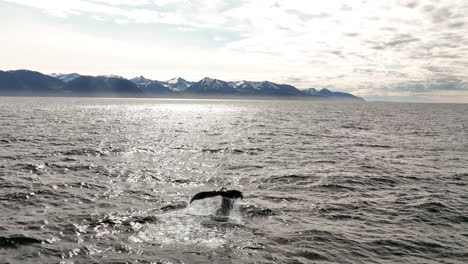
xmin=1 ymin=0 xmax=468 ymax=102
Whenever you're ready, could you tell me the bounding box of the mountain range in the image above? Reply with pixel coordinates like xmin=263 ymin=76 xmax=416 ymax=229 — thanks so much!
xmin=0 ymin=70 xmax=364 ymax=101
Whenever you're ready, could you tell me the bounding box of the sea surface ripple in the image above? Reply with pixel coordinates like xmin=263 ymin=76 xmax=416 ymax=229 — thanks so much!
xmin=1 ymin=97 xmax=467 ymax=264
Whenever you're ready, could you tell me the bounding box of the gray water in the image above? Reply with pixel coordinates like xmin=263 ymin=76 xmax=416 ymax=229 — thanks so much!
xmin=1 ymin=97 xmax=467 ymax=264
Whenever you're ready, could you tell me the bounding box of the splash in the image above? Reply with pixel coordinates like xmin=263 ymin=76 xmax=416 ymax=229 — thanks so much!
xmin=128 ymin=200 xmax=246 ymax=249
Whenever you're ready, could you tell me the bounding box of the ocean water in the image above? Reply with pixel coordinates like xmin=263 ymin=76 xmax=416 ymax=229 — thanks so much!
xmin=0 ymin=97 xmax=467 ymax=264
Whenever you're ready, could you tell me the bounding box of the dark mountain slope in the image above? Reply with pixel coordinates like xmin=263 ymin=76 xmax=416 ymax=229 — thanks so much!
xmin=0 ymin=70 xmax=64 ymax=94
xmin=65 ymin=76 xmax=142 ymax=94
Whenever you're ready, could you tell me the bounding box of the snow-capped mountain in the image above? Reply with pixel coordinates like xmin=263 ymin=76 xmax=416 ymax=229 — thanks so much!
xmin=130 ymin=76 xmax=171 ymax=94
xmin=160 ymin=77 xmax=193 ymax=91
xmin=233 ymin=80 xmax=262 ymax=93
xmin=184 ymin=79 xmax=303 ymax=95
xmin=185 ymin=77 xmax=237 ymax=94
xmin=49 ymin=73 xmax=81 ymax=82
xmin=302 ymin=88 xmax=318 ymax=95
xmin=98 ymin=74 xmax=124 ymax=79
xmin=130 ymin=76 xmax=193 ymax=92
xmin=130 ymin=76 xmax=153 ymax=84
xmin=2 ymin=69 xmax=365 ymax=100
xmin=233 ymin=81 xmax=304 ymax=95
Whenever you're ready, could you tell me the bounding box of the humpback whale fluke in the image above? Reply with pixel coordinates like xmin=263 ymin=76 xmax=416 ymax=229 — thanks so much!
xmin=190 ymin=188 xmax=243 ymax=216
xmin=190 ymin=189 xmax=243 ymax=204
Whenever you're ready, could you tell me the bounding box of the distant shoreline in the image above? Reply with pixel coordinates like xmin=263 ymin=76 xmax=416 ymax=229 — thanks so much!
xmin=1 ymin=69 xmax=365 ymax=101
xmin=0 ymin=93 xmax=366 ymax=102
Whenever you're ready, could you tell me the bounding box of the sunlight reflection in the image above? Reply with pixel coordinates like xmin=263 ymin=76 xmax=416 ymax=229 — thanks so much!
xmin=80 ymin=99 xmax=244 ymax=114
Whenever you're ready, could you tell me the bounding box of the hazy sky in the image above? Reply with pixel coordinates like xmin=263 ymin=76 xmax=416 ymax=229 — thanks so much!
xmin=1 ymin=0 xmax=468 ymax=102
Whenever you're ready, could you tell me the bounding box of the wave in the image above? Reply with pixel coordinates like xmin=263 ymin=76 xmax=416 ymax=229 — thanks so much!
xmin=14 ymin=162 xmax=99 ymax=174
xmin=411 ymin=200 xmax=452 ymax=213
xmin=341 ymin=124 xmax=371 ymax=130
xmin=315 ymin=183 xmax=356 ymax=191
xmin=369 ymin=238 xmax=446 ymax=255
xmin=201 ymin=147 xmax=262 ymax=155
xmin=0 ymin=235 xmax=43 ymax=248
xmin=266 ymin=174 xmax=312 ymax=184
xmin=59 ymin=146 xmax=124 ymax=157
xmin=239 ymin=204 xmax=276 ymax=217
xmin=354 ymin=143 xmax=392 ymax=148
xmin=225 ymin=165 xmax=264 ymax=170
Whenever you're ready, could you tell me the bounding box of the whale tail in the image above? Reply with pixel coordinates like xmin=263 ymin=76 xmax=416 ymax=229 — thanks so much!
xmin=189 ymin=189 xmax=243 ymax=204
xmin=189 ymin=188 xmax=243 ymax=216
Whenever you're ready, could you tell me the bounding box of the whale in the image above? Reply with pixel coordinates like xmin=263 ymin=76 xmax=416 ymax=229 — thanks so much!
xmin=190 ymin=188 xmax=243 ymax=216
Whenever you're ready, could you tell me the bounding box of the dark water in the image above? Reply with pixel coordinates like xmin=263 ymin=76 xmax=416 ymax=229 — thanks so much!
xmin=1 ymin=97 xmax=467 ymax=264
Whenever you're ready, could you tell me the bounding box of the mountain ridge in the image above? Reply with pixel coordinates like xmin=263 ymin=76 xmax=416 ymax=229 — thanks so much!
xmin=0 ymin=69 xmax=364 ymax=101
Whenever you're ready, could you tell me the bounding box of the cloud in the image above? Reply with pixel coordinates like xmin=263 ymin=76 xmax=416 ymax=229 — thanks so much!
xmin=1 ymin=0 xmax=468 ymax=102
xmin=429 ymin=6 xmax=456 ymax=23
xmin=353 ymin=77 xmax=468 ymax=102
xmin=1 ymin=0 xmax=223 ymax=27
xmin=427 ymin=77 xmax=468 ymax=91
xmin=385 ymin=37 xmax=420 ymax=47
xmin=448 ymin=21 xmax=465 ymax=28
xmin=89 ymin=0 xmax=150 ymax=6
xmin=399 ymin=0 xmax=419 ymax=9
xmin=369 ymin=36 xmax=421 ymax=50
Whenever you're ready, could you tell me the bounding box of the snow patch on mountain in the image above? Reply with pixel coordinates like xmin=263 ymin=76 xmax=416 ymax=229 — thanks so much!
xmin=303 ymin=88 xmax=319 ymax=95
xmin=49 ymin=73 xmax=81 ymax=82
xmin=98 ymin=74 xmax=124 ymax=79
xmin=164 ymin=77 xmax=193 ymax=91
xmin=130 ymin=76 xmax=153 ymax=84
